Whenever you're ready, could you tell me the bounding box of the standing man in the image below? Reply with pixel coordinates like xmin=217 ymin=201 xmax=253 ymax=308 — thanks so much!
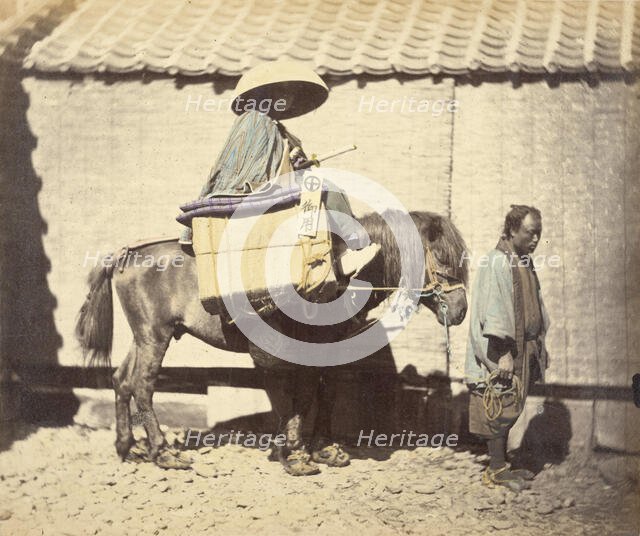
xmin=465 ymin=205 xmax=550 ymax=491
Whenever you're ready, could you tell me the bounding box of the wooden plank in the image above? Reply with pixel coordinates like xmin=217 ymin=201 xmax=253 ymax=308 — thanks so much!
xmin=529 ymin=80 xmax=568 ymax=384
xmin=594 ymin=102 xmax=627 ymax=386
xmin=625 ymin=85 xmax=640 ymax=378
xmin=561 ymin=84 xmax=598 ymax=385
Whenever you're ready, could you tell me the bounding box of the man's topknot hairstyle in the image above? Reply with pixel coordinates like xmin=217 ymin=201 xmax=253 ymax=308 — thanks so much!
xmin=501 ymin=204 xmax=541 ymax=239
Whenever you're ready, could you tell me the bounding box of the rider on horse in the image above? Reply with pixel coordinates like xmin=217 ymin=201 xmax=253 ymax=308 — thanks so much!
xmin=179 ymin=60 xmax=380 ymax=279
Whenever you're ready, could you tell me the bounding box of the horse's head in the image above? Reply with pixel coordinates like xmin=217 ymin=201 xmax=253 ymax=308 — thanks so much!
xmin=358 ymin=210 xmax=468 ymax=326
xmin=410 ymin=212 xmax=468 ymax=326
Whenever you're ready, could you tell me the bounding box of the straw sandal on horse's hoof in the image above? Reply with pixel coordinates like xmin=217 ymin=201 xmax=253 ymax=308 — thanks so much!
xmin=124 ymin=442 xmax=152 ymax=464
xmin=155 ymin=448 xmax=193 ymax=470
xmin=482 ymin=465 xmax=529 ymax=492
xmin=311 ymin=442 xmax=350 ymax=467
xmin=282 ymin=450 xmax=320 ymax=476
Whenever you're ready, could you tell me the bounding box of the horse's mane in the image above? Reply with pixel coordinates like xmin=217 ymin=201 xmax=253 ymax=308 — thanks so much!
xmin=359 ymin=210 xmax=469 ymax=288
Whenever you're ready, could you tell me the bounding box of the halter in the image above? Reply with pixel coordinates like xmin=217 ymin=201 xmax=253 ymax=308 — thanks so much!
xmin=420 ymin=244 xmax=465 ymax=296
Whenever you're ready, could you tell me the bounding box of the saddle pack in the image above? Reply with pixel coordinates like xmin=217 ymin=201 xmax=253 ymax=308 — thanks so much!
xmin=186 ymin=171 xmax=339 ymax=318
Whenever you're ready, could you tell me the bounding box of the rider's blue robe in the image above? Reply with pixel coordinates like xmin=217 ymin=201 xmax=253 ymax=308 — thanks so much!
xmin=199 ymin=111 xmax=285 ymax=196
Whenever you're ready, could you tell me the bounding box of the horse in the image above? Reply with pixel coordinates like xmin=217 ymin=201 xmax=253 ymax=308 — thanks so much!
xmin=75 ymin=210 xmax=468 ymax=475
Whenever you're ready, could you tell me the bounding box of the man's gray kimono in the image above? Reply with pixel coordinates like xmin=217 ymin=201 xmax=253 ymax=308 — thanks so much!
xmin=464 ymin=243 xmax=550 ymax=438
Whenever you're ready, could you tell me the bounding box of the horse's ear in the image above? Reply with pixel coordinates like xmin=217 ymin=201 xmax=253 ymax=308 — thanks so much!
xmin=427 ymin=216 xmax=443 ymax=242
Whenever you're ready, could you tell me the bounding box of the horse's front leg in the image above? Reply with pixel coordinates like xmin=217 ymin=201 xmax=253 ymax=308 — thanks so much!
xmin=261 ymin=363 xmax=322 ymax=476
xmin=310 ymin=370 xmax=350 ymax=467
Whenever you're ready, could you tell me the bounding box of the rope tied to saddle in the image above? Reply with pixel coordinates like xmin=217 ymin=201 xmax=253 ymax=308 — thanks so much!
xmin=296 ymin=237 xmax=333 ymax=294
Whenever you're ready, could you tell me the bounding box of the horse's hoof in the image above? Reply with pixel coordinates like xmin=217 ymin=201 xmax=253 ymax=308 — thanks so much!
xmin=155 ymin=448 xmax=193 ymax=470
xmin=115 ymin=436 xmax=136 ymax=461
xmin=282 ymin=449 xmax=320 ymax=476
xmin=311 ymin=442 xmax=350 ymax=467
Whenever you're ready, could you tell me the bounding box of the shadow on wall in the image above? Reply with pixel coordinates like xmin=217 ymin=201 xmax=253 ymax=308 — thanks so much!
xmin=177 ymin=345 xmax=401 ymax=459
xmin=0 ymin=0 xmax=79 ymax=451
xmin=512 ymin=399 xmax=572 ymax=473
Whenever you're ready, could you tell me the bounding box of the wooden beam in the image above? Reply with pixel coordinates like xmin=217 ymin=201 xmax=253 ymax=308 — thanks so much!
xmin=14 ymin=365 xmax=635 ymax=402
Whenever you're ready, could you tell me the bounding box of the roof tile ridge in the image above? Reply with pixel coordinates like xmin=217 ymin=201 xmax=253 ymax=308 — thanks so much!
xmin=164 ymin=0 xmax=225 ymax=74
xmin=620 ymin=0 xmax=635 ymax=70
xmin=582 ymin=0 xmax=600 ymax=72
xmin=281 ymin=0 xmax=326 ymax=61
xmin=542 ymin=0 xmax=564 ymax=72
xmin=426 ymin=3 xmax=454 ymax=74
xmin=206 ymin=0 xmax=257 ymax=72
xmin=133 ymin=0 xmax=189 ymax=64
xmin=314 ymin=0 xmax=354 ymax=74
xmin=250 ymin=0 xmax=296 ymax=63
xmin=349 ymin=0 xmax=390 ymax=74
xmin=463 ymin=0 xmax=494 ymax=71
xmin=94 ymin=0 xmax=157 ymax=72
xmin=387 ymin=0 xmax=424 ymax=70
xmin=57 ymin=0 xmax=134 ymax=70
xmin=504 ymin=0 xmax=527 ymax=72
xmin=26 ymin=0 xmax=119 ymax=70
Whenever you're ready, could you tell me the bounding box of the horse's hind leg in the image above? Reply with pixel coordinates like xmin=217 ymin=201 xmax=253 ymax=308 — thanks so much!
xmin=129 ymin=337 xmax=191 ymax=469
xmin=113 ymin=346 xmax=136 ymax=460
xmin=128 ymin=340 xmax=169 ymax=461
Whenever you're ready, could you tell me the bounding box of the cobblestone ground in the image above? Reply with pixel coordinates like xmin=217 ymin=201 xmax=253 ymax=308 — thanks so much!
xmin=0 ymin=425 xmax=638 ymax=536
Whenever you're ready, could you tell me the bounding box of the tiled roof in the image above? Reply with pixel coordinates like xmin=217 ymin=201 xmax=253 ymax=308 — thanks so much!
xmin=22 ymin=0 xmax=640 ymax=76
xmin=0 ymin=1 xmax=74 ymax=64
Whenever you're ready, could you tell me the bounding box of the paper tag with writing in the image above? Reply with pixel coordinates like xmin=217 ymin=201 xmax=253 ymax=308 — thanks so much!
xmin=297 ymin=172 xmax=323 ymax=238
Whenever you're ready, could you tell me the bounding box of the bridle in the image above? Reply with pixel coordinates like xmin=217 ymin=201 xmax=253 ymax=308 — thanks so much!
xmin=420 ymin=244 xmax=465 ymax=295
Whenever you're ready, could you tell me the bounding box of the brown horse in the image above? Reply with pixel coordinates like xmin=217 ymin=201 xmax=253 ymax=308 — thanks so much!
xmin=75 ymin=210 xmax=468 ymax=475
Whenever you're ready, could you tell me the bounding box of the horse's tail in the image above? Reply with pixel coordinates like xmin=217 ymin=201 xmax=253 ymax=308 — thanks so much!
xmin=75 ymin=259 xmax=115 ymax=368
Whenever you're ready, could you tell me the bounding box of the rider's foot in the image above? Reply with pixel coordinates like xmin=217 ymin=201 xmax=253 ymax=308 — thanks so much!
xmin=339 ymin=243 xmax=381 ymax=278
xmin=179 ymin=227 xmax=193 ymax=246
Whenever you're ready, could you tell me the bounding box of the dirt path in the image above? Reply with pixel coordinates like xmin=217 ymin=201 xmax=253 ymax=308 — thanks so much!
xmin=1 ymin=425 xmax=637 ymax=535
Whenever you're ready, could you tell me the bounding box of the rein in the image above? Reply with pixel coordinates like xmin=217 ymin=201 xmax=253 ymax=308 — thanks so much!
xmin=343 ymin=245 xmax=465 ymax=294
xmin=419 ymin=245 xmax=465 ymax=377
xmin=344 ymin=244 xmax=465 ymax=378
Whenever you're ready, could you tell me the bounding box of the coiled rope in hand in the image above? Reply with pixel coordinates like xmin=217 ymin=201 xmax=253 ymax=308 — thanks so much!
xmin=482 ymin=370 xmax=524 ymax=422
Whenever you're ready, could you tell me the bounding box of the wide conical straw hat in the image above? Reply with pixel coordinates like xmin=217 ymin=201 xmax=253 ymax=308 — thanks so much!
xmin=231 ymin=61 xmax=329 ymax=120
